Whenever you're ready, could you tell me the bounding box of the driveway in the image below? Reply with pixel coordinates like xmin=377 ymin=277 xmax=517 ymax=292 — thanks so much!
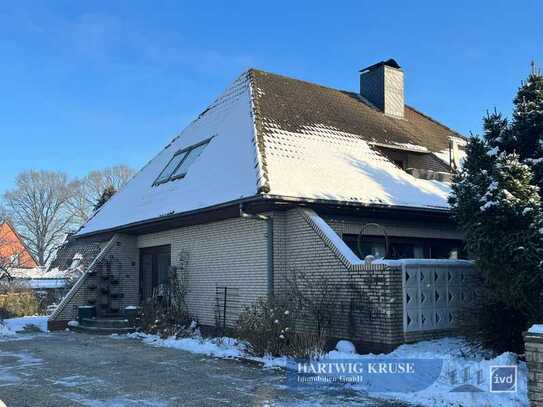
xmin=0 ymin=331 xmax=415 ymax=407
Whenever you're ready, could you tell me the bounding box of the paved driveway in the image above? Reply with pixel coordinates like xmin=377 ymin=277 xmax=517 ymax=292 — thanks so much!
xmin=0 ymin=332 xmax=411 ymax=406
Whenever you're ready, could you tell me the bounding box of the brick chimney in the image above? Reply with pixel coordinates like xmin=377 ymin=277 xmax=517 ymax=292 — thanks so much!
xmin=360 ymin=59 xmax=404 ymax=118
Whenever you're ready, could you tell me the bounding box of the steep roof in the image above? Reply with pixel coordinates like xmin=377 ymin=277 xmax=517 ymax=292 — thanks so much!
xmin=0 ymin=222 xmax=38 ymax=268
xmin=77 ymin=68 xmax=466 ymax=236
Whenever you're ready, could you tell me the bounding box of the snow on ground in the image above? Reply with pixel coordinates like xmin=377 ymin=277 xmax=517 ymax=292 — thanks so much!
xmin=122 ymin=332 xmax=244 ymax=359
xmin=529 ymin=324 xmax=543 ymax=334
xmin=0 ymin=316 xmax=48 ymax=337
xmin=122 ymin=332 xmax=527 ymax=407
xmin=325 ymin=338 xmax=528 ymax=407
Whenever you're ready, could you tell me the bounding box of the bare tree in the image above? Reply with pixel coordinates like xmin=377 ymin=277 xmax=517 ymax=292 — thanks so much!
xmin=3 ymin=171 xmax=78 ymax=266
xmin=67 ymin=165 xmax=135 ymax=226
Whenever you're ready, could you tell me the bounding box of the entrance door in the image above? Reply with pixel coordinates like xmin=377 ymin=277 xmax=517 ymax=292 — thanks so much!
xmin=139 ymin=245 xmax=171 ymax=302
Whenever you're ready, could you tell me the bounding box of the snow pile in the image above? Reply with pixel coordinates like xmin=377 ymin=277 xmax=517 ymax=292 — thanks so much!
xmin=0 ymin=316 xmax=48 ymax=337
xmin=324 ymin=338 xmax=527 ymax=407
xmin=125 ymin=332 xmax=245 ymax=359
xmin=529 ymin=324 xmax=543 ymax=334
xmin=335 ymin=340 xmax=356 ymax=354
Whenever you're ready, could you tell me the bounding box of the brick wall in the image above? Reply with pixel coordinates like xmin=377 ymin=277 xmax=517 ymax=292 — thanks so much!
xmin=137 ymin=216 xmax=269 ymax=327
xmin=49 ymin=233 xmax=139 ymax=325
xmin=525 ymin=330 xmax=543 ymax=406
xmin=273 ymin=208 xmax=404 ymax=351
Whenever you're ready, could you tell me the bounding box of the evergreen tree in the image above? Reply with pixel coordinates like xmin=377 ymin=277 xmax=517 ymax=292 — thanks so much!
xmin=511 ymin=63 xmax=543 ymax=190
xmin=483 ymin=110 xmax=511 ymax=154
xmin=93 ymin=185 xmax=117 ymax=211
xmin=450 ymin=63 xmax=543 ymax=353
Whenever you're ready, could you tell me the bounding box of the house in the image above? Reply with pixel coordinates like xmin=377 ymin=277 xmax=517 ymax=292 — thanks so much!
xmin=48 ymin=60 xmax=476 ymax=351
xmin=0 ymin=221 xmax=37 ymax=271
xmin=0 ymin=222 xmax=67 ymax=311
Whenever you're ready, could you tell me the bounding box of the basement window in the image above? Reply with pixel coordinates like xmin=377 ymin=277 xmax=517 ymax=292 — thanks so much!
xmin=153 ymin=138 xmax=211 ymax=186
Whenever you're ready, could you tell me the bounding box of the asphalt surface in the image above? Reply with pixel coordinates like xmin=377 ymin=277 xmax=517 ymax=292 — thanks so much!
xmin=0 ymin=331 xmax=412 ymax=406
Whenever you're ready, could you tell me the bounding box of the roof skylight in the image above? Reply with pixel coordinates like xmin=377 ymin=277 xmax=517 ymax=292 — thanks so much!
xmin=153 ymin=138 xmax=211 ymax=186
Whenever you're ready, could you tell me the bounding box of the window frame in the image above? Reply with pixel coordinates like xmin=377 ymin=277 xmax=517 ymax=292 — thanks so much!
xmin=153 ymin=137 xmax=213 ymax=186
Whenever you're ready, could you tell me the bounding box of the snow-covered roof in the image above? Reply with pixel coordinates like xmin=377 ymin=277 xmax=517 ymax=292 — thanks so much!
xmin=78 ymin=69 xmax=466 ymax=236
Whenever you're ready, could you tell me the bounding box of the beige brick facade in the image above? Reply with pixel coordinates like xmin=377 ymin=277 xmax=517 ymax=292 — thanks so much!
xmin=50 ymin=206 xmax=470 ymax=352
xmin=137 ymin=216 xmax=269 ymax=327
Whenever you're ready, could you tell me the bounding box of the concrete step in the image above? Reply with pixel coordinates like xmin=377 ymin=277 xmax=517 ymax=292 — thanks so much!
xmin=70 ymin=324 xmax=136 ymax=335
xmin=81 ymin=318 xmax=130 ymax=329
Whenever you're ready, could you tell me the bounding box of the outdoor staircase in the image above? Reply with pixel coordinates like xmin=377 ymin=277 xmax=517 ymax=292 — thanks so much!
xmin=69 ymin=318 xmax=137 ymax=335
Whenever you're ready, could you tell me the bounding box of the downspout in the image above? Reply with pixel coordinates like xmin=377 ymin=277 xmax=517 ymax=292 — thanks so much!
xmin=239 ymin=203 xmax=274 ymax=298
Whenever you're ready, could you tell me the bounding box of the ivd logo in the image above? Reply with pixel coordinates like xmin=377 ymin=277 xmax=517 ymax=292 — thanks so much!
xmin=490 ymin=365 xmax=517 ymax=393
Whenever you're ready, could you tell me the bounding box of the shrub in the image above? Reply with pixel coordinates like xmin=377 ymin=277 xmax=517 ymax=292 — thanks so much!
xmin=285 ymin=267 xmax=342 ymax=337
xmin=141 ymin=265 xmax=194 ymax=338
xmin=236 ymin=297 xmax=326 ymax=358
xmin=237 ymin=297 xmax=292 ymax=356
xmin=0 ymin=280 xmax=39 ymax=318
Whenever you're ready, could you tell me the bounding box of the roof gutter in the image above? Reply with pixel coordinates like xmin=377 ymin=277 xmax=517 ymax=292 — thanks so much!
xmin=239 ymin=203 xmax=274 ymax=299
xmin=74 ymin=195 xmax=265 ymax=239
xmin=75 ymin=193 xmax=451 ymax=239
xmin=261 ymin=194 xmax=452 ymax=215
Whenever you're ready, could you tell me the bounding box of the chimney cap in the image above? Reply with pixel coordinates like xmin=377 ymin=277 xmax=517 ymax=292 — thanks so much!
xmin=360 ymin=58 xmax=401 ymax=73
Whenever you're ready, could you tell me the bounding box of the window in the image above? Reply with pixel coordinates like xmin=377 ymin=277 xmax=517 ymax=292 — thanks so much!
xmin=342 ymin=234 xmax=465 ymax=260
xmin=153 ymin=138 xmax=211 ymax=186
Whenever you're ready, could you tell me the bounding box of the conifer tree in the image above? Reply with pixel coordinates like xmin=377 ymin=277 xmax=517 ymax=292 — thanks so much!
xmin=511 ymin=63 xmax=543 ymax=190
xmin=93 ymin=185 xmax=117 ymax=211
xmin=450 ymin=63 xmax=543 ymax=353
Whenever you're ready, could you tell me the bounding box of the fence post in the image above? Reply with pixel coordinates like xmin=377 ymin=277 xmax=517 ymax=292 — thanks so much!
xmin=223 ymin=287 xmax=227 ymax=334
xmin=525 ymin=328 xmax=543 ymax=406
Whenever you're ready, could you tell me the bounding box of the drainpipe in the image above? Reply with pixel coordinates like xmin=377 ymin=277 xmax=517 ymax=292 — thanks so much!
xmin=239 ymin=203 xmax=274 ymax=298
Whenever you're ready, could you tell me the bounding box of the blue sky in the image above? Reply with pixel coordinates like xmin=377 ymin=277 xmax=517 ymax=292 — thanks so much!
xmin=0 ymin=1 xmax=541 ymax=193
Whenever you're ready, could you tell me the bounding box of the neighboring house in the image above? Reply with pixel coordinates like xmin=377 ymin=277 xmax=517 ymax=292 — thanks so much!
xmin=48 ymin=59 xmax=476 ymax=351
xmin=0 ymin=222 xmax=37 ymax=270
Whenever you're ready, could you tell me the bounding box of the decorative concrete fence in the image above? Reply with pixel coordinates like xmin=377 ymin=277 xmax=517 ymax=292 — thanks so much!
xmin=398 ymin=260 xmax=477 ymax=333
xmin=525 ymin=327 xmax=543 ymax=406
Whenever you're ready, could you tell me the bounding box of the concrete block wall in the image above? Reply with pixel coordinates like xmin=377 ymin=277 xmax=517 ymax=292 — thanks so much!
xmin=137 ymin=216 xmax=269 ymax=327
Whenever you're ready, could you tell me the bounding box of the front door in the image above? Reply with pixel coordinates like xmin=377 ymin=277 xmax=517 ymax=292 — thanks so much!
xmin=139 ymin=245 xmax=171 ymax=302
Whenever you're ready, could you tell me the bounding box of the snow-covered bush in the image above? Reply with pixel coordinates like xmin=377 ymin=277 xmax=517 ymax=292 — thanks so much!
xmin=237 ymin=297 xmax=293 ymax=356
xmin=236 ymin=297 xmax=326 ymax=358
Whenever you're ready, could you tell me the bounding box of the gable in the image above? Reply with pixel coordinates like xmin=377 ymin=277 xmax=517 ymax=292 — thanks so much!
xmin=0 ymin=222 xmax=37 ymax=268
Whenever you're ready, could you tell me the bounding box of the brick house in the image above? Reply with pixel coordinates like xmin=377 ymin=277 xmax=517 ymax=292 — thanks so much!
xmin=0 ymin=221 xmax=38 ymax=270
xmin=48 ymin=60 xmax=476 ymax=350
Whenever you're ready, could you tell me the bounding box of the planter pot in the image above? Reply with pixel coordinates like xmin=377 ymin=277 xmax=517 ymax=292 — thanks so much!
xmin=124 ymin=306 xmax=142 ymax=326
xmin=78 ymin=305 xmax=96 ymax=322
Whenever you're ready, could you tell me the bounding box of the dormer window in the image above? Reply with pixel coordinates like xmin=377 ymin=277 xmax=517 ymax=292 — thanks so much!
xmin=153 ymin=138 xmax=211 ymax=186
